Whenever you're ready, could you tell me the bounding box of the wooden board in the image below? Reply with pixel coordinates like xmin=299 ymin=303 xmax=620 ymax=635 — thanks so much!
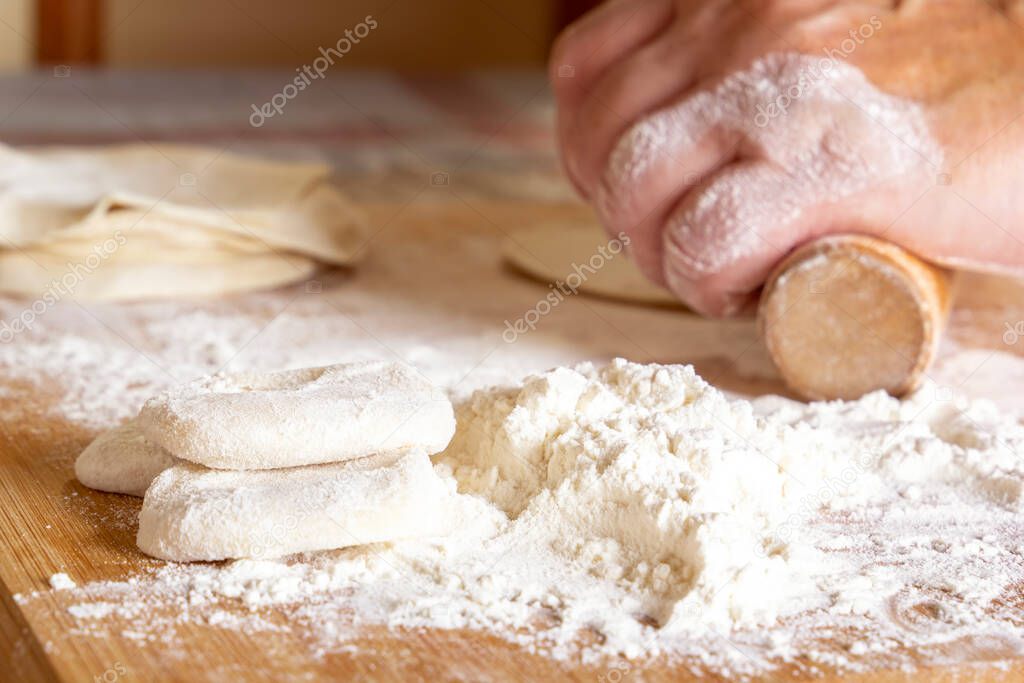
xmin=2 ymin=202 xmax=1024 ymax=682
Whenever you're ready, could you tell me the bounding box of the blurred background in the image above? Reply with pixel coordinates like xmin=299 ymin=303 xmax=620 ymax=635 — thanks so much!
xmin=0 ymin=0 xmax=613 ymax=205
xmin=0 ymin=0 xmax=600 ymax=70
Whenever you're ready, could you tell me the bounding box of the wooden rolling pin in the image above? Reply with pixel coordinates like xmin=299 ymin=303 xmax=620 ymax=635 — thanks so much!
xmin=758 ymin=235 xmax=952 ymax=401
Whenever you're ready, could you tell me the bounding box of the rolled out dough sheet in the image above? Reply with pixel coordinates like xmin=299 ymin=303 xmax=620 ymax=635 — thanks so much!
xmin=502 ymin=222 xmax=683 ymax=307
xmin=0 ymin=143 xmax=368 ymax=301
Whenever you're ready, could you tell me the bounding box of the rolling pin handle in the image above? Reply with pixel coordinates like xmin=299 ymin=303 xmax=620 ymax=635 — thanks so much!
xmin=758 ymin=234 xmax=951 ymax=401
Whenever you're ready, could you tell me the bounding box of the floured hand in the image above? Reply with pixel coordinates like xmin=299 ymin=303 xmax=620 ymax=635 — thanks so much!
xmin=551 ymin=0 xmax=1024 ymax=315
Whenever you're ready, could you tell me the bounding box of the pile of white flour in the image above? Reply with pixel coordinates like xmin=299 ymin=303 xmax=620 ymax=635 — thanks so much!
xmin=31 ymin=358 xmax=1024 ymax=675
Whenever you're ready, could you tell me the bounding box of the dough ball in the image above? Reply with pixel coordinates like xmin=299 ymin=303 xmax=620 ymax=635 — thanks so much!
xmin=137 ymin=361 xmax=456 ymax=470
xmin=136 ymin=450 xmax=452 ymax=561
xmin=75 ymin=420 xmax=178 ymax=497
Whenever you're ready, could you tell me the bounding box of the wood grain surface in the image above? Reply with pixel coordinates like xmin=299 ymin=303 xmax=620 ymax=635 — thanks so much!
xmin=1 ymin=202 xmax=1023 ymax=682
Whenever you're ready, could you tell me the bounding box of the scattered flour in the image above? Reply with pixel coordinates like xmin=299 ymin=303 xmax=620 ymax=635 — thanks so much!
xmin=28 ymin=359 xmax=1024 ymax=676
xmin=4 ymin=225 xmax=1024 ymax=678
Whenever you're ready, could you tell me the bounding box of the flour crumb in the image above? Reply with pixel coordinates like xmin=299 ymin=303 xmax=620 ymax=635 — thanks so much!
xmin=49 ymin=573 xmax=76 ymax=590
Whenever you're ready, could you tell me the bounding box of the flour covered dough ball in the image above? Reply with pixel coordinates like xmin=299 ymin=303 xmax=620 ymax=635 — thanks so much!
xmin=137 ymin=450 xmax=452 ymax=561
xmin=137 ymin=361 xmax=456 ymax=470
xmin=75 ymin=419 xmax=178 ymax=497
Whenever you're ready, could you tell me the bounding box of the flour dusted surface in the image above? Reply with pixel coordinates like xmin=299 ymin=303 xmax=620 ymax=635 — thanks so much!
xmin=6 ymin=220 xmax=1024 ymax=677
xmin=30 ymin=359 xmax=1024 ymax=675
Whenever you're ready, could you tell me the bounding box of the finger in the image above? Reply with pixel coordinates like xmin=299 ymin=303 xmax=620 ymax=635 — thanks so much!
xmin=661 ymin=161 xmax=814 ymax=317
xmin=594 ymin=88 xmax=744 ymax=286
xmin=551 ymin=0 xmax=675 ymax=192
xmin=550 ymin=0 xmax=674 ymax=109
xmin=563 ymin=33 xmax=706 ymax=198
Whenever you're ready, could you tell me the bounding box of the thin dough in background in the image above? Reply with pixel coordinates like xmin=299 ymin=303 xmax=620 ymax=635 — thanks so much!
xmin=0 ymin=243 xmax=317 ymax=300
xmin=0 ymin=143 xmax=368 ymax=301
xmin=502 ymin=221 xmax=683 ymax=307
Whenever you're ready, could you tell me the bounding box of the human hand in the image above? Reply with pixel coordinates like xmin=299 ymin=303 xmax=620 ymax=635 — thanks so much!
xmin=551 ymin=0 xmax=1024 ymax=315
